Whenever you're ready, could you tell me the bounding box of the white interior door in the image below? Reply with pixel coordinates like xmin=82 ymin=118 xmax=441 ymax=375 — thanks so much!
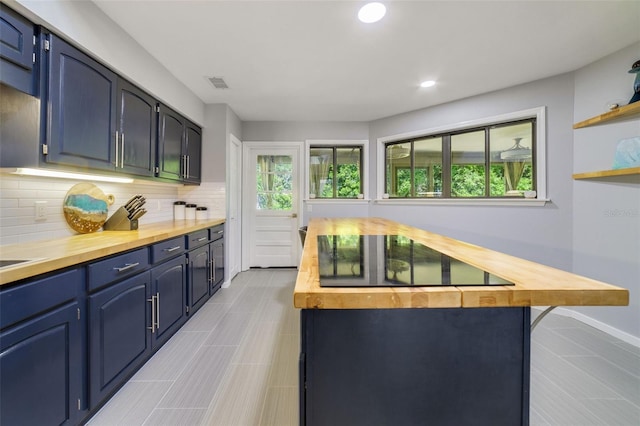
xmin=243 ymin=143 xmax=301 ymax=268
xmin=227 ymin=134 xmax=242 ymax=279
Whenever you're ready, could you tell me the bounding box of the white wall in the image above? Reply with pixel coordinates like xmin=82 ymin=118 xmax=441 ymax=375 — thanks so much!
xmin=571 ymin=42 xmax=640 ymax=340
xmin=242 ymin=121 xmax=369 ymax=142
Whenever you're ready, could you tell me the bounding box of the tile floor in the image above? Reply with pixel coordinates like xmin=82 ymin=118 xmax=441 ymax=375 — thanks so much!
xmin=87 ymin=269 xmax=640 ymax=426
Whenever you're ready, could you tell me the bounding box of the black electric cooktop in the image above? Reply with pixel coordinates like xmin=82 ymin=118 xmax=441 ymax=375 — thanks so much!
xmin=317 ymin=235 xmax=514 ymax=288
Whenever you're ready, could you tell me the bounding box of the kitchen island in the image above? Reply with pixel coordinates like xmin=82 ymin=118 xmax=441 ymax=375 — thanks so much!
xmin=294 ymin=218 xmax=628 ymax=426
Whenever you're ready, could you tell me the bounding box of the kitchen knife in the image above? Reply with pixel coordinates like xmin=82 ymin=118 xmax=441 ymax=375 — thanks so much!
xmin=129 ymin=198 xmax=145 ymax=213
xmin=130 ymin=208 xmax=147 ymax=221
xmin=124 ymin=195 xmax=142 ymax=211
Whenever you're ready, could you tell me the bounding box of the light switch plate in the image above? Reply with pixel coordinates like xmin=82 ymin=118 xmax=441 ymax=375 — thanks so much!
xmin=35 ymin=201 xmax=47 ymax=220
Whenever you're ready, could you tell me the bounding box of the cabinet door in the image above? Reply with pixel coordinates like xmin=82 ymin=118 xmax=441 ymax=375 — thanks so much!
xmin=88 ymin=272 xmax=151 ymax=408
xmin=188 ymin=244 xmax=210 ymax=313
xmin=184 ymin=121 xmax=202 ymax=184
xmin=211 ymin=238 xmax=224 ymax=293
xmin=117 ymin=79 xmax=156 ymax=177
xmin=0 ymin=5 xmax=35 ymax=94
xmin=157 ymin=104 xmax=184 ymax=181
xmin=46 ymin=34 xmax=117 ymax=170
xmin=151 ymin=255 xmax=187 ymax=348
xmin=1 ymin=301 xmax=82 ymax=426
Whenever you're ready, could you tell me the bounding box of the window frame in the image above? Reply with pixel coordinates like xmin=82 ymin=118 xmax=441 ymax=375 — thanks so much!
xmin=305 ymin=139 xmax=369 ymax=201
xmin=376 ymin=107 xmax=547 ymax=205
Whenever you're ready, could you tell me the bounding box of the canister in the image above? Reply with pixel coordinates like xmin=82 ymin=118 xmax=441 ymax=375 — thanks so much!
xmin=185 ymin=204 xmax=197 ymax=220
xmin=196 ymin=206 xmax=208 ymax=220
xmin=173 ymin=201 xmax=186 ymax=220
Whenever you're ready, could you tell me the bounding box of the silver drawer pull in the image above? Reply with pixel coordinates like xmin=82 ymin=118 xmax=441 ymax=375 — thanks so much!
xmin=113 ymin=262 xmax=140 ymax=272
xmin=196 ymin=237 xmax=207 ymax=242
xmin=163 ymin=246 xmax=182 ymax=252
xmin=216 ymin=230 xmax=223 ymax=234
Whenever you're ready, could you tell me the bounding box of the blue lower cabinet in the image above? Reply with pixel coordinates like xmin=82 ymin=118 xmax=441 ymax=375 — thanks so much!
xmin=211 ymin=238 xmax=224 ymax=294
xmin=0 ymin=269 xmax=84 ymax=426
xmin=188 ymin=244 xmax=210 ymax=314
xmin=88 ymin=271 xmax=152 ymax=408
xmin=151 ymin=255 xmax=187 ymax=348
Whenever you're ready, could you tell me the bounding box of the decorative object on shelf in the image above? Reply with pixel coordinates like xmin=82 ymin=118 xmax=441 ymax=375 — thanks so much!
xmin=613 ymin=136 xmax=640 ymax=169
xmin=629 ymin=59 xmax=640 ymax=104
xmin=63 ymin=183 xmax=114 ymax=233
xmin=573 ymin=101 xmax=640 ymax=129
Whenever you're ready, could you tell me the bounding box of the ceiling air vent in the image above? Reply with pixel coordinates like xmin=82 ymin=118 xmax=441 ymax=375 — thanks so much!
xmin=208 ymin=77 xmax=229 ymax=89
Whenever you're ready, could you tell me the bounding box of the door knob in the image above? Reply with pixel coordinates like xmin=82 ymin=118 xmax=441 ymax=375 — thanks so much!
xmin=291 ymin=213 xmax=298 ymax=218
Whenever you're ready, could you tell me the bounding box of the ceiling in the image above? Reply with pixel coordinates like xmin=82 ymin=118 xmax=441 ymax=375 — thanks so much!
xmin=92 ymin=0 xmax=640 ymax=122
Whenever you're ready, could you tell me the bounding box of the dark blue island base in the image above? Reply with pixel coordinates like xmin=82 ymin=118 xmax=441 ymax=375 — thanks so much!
xmin=300 ymin=307 xmax=531 ymax=426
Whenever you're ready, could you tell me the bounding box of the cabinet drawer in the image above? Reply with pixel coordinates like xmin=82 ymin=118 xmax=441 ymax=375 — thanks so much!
xmin=210 ymin=224 xmax=224 ymax=242
xmin=88 ymin=248 xmax=149 ymax=292
xmin=0 ymin=268 xmax=82 ymax=330
xmin=186 ymin=229 xmax=209 ymax=249
xmin=151 ymin=237 xmax=185 ymax=264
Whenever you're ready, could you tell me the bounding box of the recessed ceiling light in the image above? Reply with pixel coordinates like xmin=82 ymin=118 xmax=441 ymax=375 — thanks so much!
xmin=420 ymin=80 xmax=436 ymax=88
xmin=358 ymin=2 xmax=386 ymax=23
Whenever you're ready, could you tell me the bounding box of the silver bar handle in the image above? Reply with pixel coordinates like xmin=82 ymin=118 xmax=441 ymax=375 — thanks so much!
xmin=197 ymin=237 xmax=207 ymax=242
xmin=155 ymin=292 xmax=160 ymax=330
xmin=114 ymin=131 xmax=119 ymax=168
xmin=182 ymin=155 xmax=187 ymax=178
xmin=186 ymin=155 xmax=190 ymax=178
xmin=212 ymin=258 xmax=216 ymax=283
xmin=121 ymin=133 xmax=125 ymax=168
xmin=147 ymin=295 xmax=156 ymax=333
xmin=113 ymin=262 xmax=140 ymax=272
xmin=163 ymin=246 xmax=182 ymax=252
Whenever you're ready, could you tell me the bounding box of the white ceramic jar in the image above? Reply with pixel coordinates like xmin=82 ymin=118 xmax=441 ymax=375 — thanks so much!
xmin=173 ymin=201 xmax=186 ymax=220
xmin=185 ymin=204 xmax=197 ymax=220
xmin=196 ymin=206 xmax=208 ymax=220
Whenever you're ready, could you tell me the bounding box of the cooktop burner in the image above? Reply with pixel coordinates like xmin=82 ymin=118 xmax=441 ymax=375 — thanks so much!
xmin=317 ymin=235 xmax=514 ymax=288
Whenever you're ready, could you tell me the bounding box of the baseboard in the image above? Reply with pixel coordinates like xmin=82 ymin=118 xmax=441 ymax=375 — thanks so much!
xmin=532 ymin=306 xmax=640 ymax=349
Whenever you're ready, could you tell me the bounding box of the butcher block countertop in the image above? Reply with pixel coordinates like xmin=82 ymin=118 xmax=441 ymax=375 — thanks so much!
xmin=0 ymin=219 xmax=225 ymax=286
xmin=293 ymin=217 xmax=629 ymax=309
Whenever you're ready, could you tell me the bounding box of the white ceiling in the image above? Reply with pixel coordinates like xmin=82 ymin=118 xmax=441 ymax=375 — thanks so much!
xmin=92 ymin=0 xmax=640 ymax=122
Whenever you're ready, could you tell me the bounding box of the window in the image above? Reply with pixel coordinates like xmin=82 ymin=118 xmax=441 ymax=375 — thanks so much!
xmin=256 ymin=155 xmax=293 ymax=210
xmin=307 ymin=141 xmax=367 ymax=199
xmin=381 ymin=109 xmax=543 ymax=200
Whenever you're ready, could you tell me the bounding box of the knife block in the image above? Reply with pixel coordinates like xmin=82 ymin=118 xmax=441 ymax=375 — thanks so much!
xmin=103 ymin=206 xmax=139 ymax=231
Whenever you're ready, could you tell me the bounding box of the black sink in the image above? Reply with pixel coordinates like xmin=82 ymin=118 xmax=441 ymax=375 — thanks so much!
xmin=0 ymin=260 xmax=31 ymax=268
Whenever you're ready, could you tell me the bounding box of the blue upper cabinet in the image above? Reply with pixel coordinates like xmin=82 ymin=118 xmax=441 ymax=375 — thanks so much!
xmin=117 ymin=79 xmax=157 ymax=177
xmin=45 ymin=33 xmax=118 ymax=171
xmin=184 ymin=121 xmax=202 ymax=184
xmin=157 ymin=104 xmax=202 ymax=184
xmin=0 ymin=4 xmax=36 ymax=95
xmin=157 ymin=103 xmax=184 ymax=181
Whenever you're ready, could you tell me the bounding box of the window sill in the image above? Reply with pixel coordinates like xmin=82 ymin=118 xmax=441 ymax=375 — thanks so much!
xmin=373 ymin=198 xmax=550 ymax=206
xmin=304 ymin=199 xmax=372 ymax=204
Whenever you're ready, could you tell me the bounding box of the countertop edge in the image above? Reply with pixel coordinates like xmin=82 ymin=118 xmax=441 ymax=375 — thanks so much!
xmin=0 ymin=218 xmax=225 ymax=286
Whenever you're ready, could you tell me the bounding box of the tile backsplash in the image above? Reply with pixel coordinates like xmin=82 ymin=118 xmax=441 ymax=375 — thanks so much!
xmin=0 ymin=174 xmax=226 ymax=245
